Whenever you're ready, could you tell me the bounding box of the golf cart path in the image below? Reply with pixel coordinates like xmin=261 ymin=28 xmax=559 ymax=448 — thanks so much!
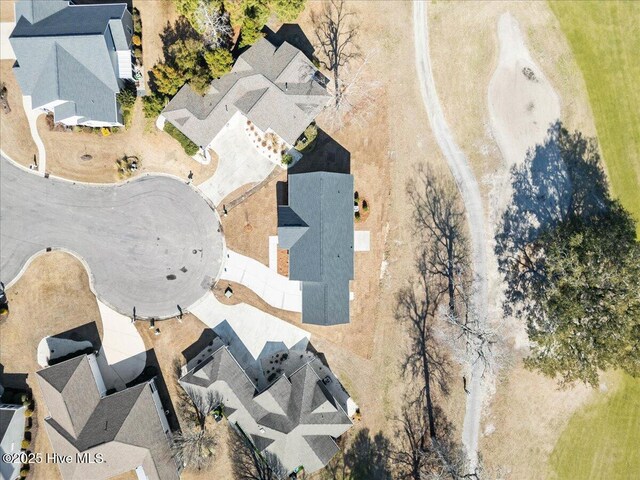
xmin=413 ymin=2 xmax=488 ymax=470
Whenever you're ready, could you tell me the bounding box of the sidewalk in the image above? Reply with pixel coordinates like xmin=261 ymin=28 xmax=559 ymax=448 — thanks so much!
xmin=220 ymin=249 xmax=302 ymax=312
xmin=21 ymin=95 xmax=46 ymax=172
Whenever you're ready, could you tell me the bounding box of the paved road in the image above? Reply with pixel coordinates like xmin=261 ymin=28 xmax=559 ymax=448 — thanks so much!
xmin=0 ymin=155 xmax=224 ymax=318
xmin=413 ymin=2 xmax=488 ymax=471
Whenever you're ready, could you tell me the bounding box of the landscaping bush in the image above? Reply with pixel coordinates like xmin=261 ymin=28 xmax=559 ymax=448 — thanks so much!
xmin=294 ymin=123 xmax=318 ymax=152
xmin=142 ymin=93 xmax=168 ymax=119
xmin=362 ymin=199 xmax=369 ymax=211
xmin=21 ymin=439 xmax=30 ymax=449
xmin=20 ymin=468 xmax=29 ymax=477
xmin=164 ymin=122 xmax=199 ymax=156
xmin=281 ymin=154 xmax=294 ymax=166
xmin=24 ymin=408 xmax=33 ymax=418
xmin=132 ymin=34 xmax=142 ymax=46
xmin=355 ymin=211 xmax=361 ymax=221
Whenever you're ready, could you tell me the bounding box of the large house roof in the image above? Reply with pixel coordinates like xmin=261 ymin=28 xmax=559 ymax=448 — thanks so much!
xmin=279 ymin=172 xmax=354 ymax=325
xmin=36 ymin=355 xmax=178 ymax=480
xmin=179 ymin=343 xmax=352 ymax=474
xmin=162 ymin=37 xmax=330 ymax=147
xmin=1 ymin=403 xmax=26 ymax=480
xmin=9 ymin=0 xmax=131 ymax=124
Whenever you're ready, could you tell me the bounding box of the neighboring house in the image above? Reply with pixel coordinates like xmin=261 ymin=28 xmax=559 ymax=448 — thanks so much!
xmin=0 ymin=399 xmax=25 ymax=480
xmin=36 ymin=354 xmax=178 ymax=480
xmin=179 ymin=338 xmax=353 ymax=475
xmin=278 ymin=172 xmax=355 ymax=325
xmin=9 ymin=0 xmax=134 ymax=127
xmin=162 ymin=37 xmax=330 ymax=156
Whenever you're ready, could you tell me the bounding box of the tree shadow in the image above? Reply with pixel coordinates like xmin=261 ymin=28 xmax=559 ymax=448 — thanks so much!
xmin=495 ymin=121 xmax=611 ymax=311
xmin=288 ymin=129 xmax=350 ymax=175
xmin=336 ymin=428 xmax=393 ymax=480
xmin=159 ymin=17 xmax=201 ymax=63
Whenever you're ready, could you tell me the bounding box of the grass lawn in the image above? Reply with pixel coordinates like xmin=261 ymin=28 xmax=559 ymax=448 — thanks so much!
xmin=549 ymin=1 xmax=640 ymax=236
xmin=550 ymin=372 xmax=640 ymax=479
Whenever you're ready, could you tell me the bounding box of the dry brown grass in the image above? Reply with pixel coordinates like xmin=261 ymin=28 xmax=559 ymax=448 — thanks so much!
xmin=0 ymin=252 xmax=103 ymax=480
xmin=481 ymin=362 xmax=600 ymax=478
xmin=0 ymin=0 xmax=14 ymax=22
xmin=38 ymin=100 xmax=217 ymax=183
xmin=0 ymin=60 xmax=37 ymax=166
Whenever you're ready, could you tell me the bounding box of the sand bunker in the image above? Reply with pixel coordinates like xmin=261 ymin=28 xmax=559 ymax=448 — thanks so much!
xmin=488 ymin=12 xmax=561 ymax=166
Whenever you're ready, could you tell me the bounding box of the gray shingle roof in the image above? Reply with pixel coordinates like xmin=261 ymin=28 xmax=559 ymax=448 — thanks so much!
xmin=36 ymin=355 xmax=178 ymax=480
xmin=162 ymin=37 xmax=330 ymax=147
xmin=9 ymin=0 xmax=132 ymax=125
xmin=1 ymin=404 xmax=26 ymax=480
xmin=180 ymin=345 xmax=352 ymax=474
xmin=279 ymin=172 xmax=354 ymax=325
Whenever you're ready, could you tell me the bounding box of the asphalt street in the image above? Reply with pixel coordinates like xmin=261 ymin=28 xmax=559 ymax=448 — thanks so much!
xmin=0 ymin=155 xmax=224 ymax=318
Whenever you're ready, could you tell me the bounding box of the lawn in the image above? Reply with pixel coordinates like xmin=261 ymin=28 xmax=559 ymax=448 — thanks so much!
xmin=549 ymin=1 xmax=640 ymax=236
xmin=550 ymin=372 xmax=640 ymax=479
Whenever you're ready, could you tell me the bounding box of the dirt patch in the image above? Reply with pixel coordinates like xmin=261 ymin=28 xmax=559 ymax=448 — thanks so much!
xmin=277 ymin=249 xmax=289 ymax=276
xmin=0 ymin=252 xmax=103 ymax=480
xmin=136 ymin=0 xmax=182 ymax=91
xmin=39 ymin=100 xmax=217 ymax=183
xmin=0 ymin=60 xmax=37 ymax=166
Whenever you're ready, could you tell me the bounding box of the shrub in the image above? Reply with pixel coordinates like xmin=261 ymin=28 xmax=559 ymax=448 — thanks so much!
xmin=21 ymin=439 xmax=30 ymax=449
xmin=20 ymin=468 xmax=29 ymax=477
xmin=281 ymin=153 xmax=293 ymax=166
xmin=20 ymin=393 xmax=29 ymax=403
xmin=142 ymin=94 xmax=168 ymax=119
xmin=24 ymin=408 xmax=33 ymax=418
xmin=132 ymin=34 xmax=142 ymax=46
xmin=354 ymin=190 xmax=359 ymax=200
xmin=362 ymin=200 xmax=369 ymax=211
xmin=355 ymin=211 xmax=361 ymax=221
xmin=164 ymin=122 xmax=199 ymax=156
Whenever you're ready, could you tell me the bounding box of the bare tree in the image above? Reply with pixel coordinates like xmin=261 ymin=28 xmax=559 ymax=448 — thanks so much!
xmin=171 ymin=428 xmax=217 ymax=470
xmin=407 ymin=165 xmax=470 ymax=316
xmin=229 ymin=426 xmax=288 ymax=480
xmin=395 ymin=248 xmax=450 ymax=443
xmin=393 ymin=394 xmax=470 ymax=480
xmin=184 ymin=386 xmax=220 ymax=430
xmin=192 ymin=0 xmax=233 ymax=48
xmin=312 ymin=0 xmax=379 ymax=130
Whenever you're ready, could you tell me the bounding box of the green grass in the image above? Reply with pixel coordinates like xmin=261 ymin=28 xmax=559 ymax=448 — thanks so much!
xmin=550 ymin=372 xmax=640 ymax=479
xmin=549 ymin=1 xmax=640 ymax=237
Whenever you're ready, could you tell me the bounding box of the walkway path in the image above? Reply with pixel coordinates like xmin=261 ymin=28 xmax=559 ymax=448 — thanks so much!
xmin=21 ymin=96 xmax=46 ymax=172
xmin=220 ymin=249 xmax=302 ymax=312
xmin=413 ymin=2 xmax=488 ymax=470
xmin=0 ymin=154 xmax=224 ymax=319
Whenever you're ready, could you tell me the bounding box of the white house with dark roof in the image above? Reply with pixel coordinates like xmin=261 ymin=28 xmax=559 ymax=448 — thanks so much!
xmin=179 ymin=337 xmax=353 ymax=475
xmin=9 ymin=0 xmax=134 ymax=127
xmin=161 ymin=37 xmax=330 ymax=156
xmin=36 ymin=354 xmax=178 ymax=480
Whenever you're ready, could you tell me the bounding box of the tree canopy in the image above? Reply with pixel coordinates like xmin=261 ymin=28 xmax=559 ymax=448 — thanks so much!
xmin=496 ymin=122 xmax=640 ymax=386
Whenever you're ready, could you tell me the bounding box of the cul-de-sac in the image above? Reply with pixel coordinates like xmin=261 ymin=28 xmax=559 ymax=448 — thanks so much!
xmin=0 ymin=1 xmax=638 ymax=479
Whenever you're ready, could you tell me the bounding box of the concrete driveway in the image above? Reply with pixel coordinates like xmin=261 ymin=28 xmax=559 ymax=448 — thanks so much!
xmin=198 ymin=112 xmax=276 ymax=206
xmin=220 ymin=249 xmax=302 ymax=312
xmin=0 ymin=155 xmax=224 ymax=318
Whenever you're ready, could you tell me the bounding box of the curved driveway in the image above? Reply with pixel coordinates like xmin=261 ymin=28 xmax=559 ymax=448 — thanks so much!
xmin=0 ymin=155 xmax=224 ymax=318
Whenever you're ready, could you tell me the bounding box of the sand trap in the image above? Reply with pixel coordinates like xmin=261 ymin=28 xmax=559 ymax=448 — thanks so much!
xmin=488 ymin=12 xmax=561 ymax=166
